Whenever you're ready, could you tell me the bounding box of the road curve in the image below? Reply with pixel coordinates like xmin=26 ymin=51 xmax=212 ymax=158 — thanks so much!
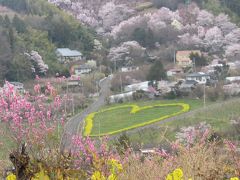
xmin=60 ymin=76 xmax=112 ymax=150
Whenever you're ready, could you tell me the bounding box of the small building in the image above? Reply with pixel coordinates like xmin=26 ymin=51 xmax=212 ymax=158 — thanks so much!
xmin=179 ymin=80 xmax=198 ymax=93
xmin=56 ymin=48 xmax=82 ymax=63
xmin=176 ymin=50 xmax=201 ymax=67
xmin=73 ymin=65 xmax=92 ymax=75
xmin=223 ymin=83 xmax=240 ymax=95
xmin=121 ymin=66 xmax=139 ymax=73
xmin=226 ymin=76 xmax=240 ymax=83
xmin=186 ymin=72 xmax=210 ymax=84
xmin=4 ymin=82 xmax=25 ymax=93
xmin=124 ymin=81 xmax=149 ymax=92
xmin=167 ymin=68 xmax=183 ymax=77
xmin=109 ymin=91 xmax=135 ymax=103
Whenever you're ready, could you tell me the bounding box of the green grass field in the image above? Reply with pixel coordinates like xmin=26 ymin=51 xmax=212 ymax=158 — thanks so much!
xmin=127 ymin=98 xmax=240 ymax=147
xmin=89 ymin=99 xmax=203 ymax=136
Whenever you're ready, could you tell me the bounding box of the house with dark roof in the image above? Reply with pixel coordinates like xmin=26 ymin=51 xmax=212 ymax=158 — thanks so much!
xmin=56 ymin=48 xmax=82 ymax=63
xmin=186 ymin=72 xmax=210 ymax=84
xmin=72 ymin=64 xmax=92 ymax=75
xmin=179 ymin=80 xmax=198 ymax=93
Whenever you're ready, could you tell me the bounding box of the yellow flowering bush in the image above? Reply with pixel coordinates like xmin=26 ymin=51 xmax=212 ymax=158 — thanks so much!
xmin=84 ymin=112 xmax=96 ymax=136
xmin=166 ymin=168 xmax=184 ymax=180
xmin=84 ymin=103 xmax=190 ymax=136
xmin=91 ymin=159 xmax=123 ymax=180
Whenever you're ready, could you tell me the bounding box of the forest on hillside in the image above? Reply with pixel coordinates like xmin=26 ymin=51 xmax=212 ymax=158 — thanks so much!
xmin=0 ymin=0 xmax=95 ymax=84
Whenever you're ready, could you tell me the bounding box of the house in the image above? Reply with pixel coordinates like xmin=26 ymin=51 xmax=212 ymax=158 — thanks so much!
xmin=179 ymin=80 xmax=198 ymax=93
xmin=56 ymin=48 xmax=82 ymax=63
xmin=167 ymin=68 xmax=183 ymax=77
xmin=72 ymin=65 xmax=92 ymax=75
xmin=186 ymin=72 xmax=210 ymax=84
xmin=109 ymin=91 xmax=135 ymax=103
xmin=124 ymin=81 xmax=149 ymax=92
xmin=226 ymin=76 xmax=240 ymax=83
xmin=223 ymin=83 xmax=240 ymax=95
xmin=121 ymin=66 xmax=139 ymax=72
xmin=176 ymin=50 xmax=201 ymax=67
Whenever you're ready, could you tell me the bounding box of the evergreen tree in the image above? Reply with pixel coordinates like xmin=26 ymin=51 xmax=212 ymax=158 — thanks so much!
xmin=147 ymin=60 xmax=167 ymax=81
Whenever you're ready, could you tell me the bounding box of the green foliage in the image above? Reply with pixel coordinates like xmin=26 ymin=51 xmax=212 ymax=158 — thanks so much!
xmin=189 ymin=52 xmax=207 ymax=67
xmin=214 ymin=62 xmax=229 ymax=80
xmin=0 ymin=0 xmax=95 ymax=82
xmin=147 ymin=60 xmax=167 ymax=81
xmin=115 ymin=133 xmax=131 ymax=155
xmin=132 ymin=28 xmax=155 ymax=48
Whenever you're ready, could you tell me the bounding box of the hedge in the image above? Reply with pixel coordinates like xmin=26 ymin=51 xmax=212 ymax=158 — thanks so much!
xmin=84 ymin=103 xmax=190 ymax=137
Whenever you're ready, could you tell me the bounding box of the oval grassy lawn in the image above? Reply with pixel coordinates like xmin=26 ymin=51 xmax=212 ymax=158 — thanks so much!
xmin=90 ymin=104 xmax=183 ymax=136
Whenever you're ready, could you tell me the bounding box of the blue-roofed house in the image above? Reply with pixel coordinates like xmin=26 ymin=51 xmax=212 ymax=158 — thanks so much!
xmin=56 ymin=48 xmax=82 ymax=63
xmin=186 ymin=72 xmax=210 ymax=84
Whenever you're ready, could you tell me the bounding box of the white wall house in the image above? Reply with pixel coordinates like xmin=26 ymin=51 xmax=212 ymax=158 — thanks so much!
xmin=186 ymin=72 xmax=210 ymax=84
xmin=74 ymin=65 xmax=92 ymax=75
xmin=124 ymin=81 xmax=149 ymax=92
xmin=121 ymin=66 xmax=139 ymax=72
xmin=56 ymin=48 xmax=82 ymax=63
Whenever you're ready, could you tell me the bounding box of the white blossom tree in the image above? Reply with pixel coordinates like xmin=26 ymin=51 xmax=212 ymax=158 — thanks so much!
xmin=25 ymin=51 xmax=49 ymax=75
xmin=225 ymin=44 xmax=240 ymax=61
xmin=202 ymin=26 xmax=224 ymax=53
xmin=225 ymin=28 xmax=240 ymax=45
xmin=107 ymin=41 xmax=146 ymax=66
xmin=197 ymin=10 xmax=214 ymax=27
xmin=98 ymin=2 xmax=135 ymax=32
xmin=215 ymin=13 xmax=237 ymax=35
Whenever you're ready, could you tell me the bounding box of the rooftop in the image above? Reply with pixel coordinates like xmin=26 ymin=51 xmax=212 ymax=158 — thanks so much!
xmin=186 ymin=72 xmax=210 ymax=77
xmin=56 ymin=48 xmax=82 ymax=57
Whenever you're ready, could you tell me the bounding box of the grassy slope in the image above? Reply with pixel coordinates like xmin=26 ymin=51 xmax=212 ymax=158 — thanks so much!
xmin=127 ymin=98 xmax=240 ymax=147
xmin=90 ymin=99 xmax=203 ymax=135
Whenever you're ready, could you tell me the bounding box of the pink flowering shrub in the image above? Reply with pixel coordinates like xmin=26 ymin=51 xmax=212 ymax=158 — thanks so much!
xmin=0 ymin=81 xmax=64 ymax=148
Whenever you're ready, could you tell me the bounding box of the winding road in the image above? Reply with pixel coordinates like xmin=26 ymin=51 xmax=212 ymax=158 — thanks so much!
xmin=60 ymin=76 xmax=112 ymax=150
xmin=61 ymin=75 xmax=240 ymax=149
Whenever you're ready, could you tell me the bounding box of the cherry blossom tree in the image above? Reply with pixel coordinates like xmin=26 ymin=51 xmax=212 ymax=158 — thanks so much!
xmin=108 ymin=41 xmax=146 ymax=66
xmin=197 ymin=10 xmax=214 ymax=27
xmin=225 ymin=28 xmax=240 ymax=45
xmin=225 ymin=44 xmax=240 ymax=61
xmin=98 ymin=2 xmax=135 ymax=32
xmin=202 ymin=26 xmax=224 ymax=53
xmin=25 ymin=51 xmax=49 ymax=75
xmin=215 ymin=13 xmax=237 ymax=35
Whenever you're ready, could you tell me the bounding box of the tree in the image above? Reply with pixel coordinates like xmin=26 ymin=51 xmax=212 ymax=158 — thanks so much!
xmin=147 ymin=60 xmax=166 ymax=81
xmin=189 ymin=52 xmax=207 ymax=67
xmin=214 ymin=62 xmax=229 ymax=80
xmin=225 ymin=44 xmax=240 ymax=61
xmin=132 ymin=28 xmax=147 ymax=46
xmin=12 ymin=15 xmax=27 ymax=33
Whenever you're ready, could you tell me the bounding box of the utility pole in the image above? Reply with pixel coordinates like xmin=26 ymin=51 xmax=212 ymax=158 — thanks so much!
xmin=174 ymin=50 xmax=176 ymax=65
xmin=114 ymin=60 xmax=117 ymax=73
xmin=203 ymin=83 xmax=206 ymax=108
xmin=120 ymin=75 xmax=123 ymax=93
xmin=193 ymin=57 xmax=196 ymax=72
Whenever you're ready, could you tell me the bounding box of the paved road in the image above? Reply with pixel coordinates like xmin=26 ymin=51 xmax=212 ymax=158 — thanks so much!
xmin=60 ymin=76 xmax=112 ymax=150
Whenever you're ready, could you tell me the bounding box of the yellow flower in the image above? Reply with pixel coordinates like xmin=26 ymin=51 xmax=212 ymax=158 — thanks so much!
xmin=166 ymin=174 xmax=173 ymax=180
xmin=230 ymin=177 xmax=239 ymax=180
xmin=6 ymin=173 xmax=16 ymax=180
xmin=108 ymin=174 xmax=117 ymax=180
xmin=173 ymin=168 xmax=183 ymax=179
xmin=91 ymin=171 xmax=106 ymax=180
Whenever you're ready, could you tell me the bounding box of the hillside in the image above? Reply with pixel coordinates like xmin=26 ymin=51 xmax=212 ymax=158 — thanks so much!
xmin=0 ymin=0 xmax=95 ymax=84
xmin=49 ymin=0 xmax=240 ymax=73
